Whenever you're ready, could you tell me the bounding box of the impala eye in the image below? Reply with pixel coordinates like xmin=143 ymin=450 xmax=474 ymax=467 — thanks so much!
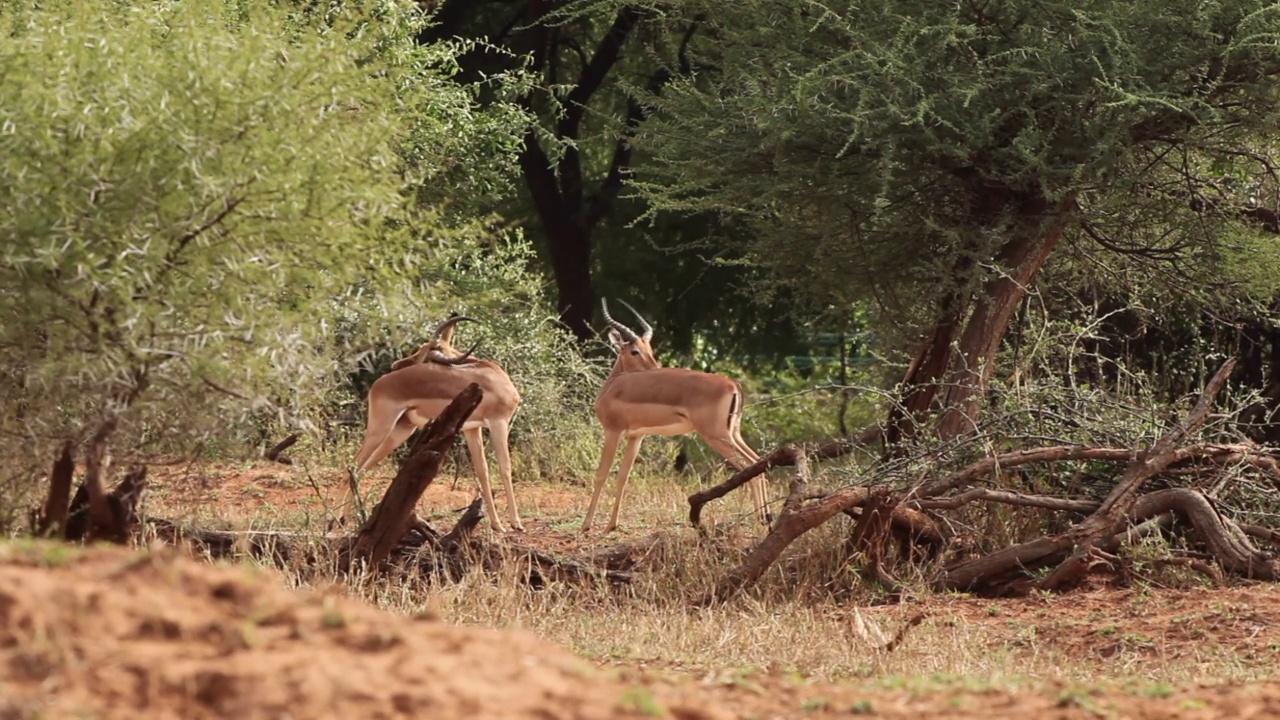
xmin=630 ymin=349 xmax=641 ymax=356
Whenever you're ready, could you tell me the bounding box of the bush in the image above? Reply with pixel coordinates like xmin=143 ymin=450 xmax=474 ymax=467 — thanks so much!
xmin=0 ymin=0 xmax=530 ymax=529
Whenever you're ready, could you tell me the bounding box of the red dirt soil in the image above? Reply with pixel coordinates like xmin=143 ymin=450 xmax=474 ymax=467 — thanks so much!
xmin=42 ymin=461 xmax=1280 ymax=719
xmin=0 ymin=542 xmax=725 ymax=720
xmin=4 ymin=543 xmax=1280 ymax=719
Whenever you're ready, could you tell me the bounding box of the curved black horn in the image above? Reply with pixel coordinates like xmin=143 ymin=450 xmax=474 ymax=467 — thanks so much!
xmin=600 ymin=298 xmax=639 ymax=342
xmin=427 ymin=339 xmax=481 ymax=365
xmin=616 ymin=299 xmax=653 ymax=341
xmin=431 ymin=314 xmax=477 ymax=342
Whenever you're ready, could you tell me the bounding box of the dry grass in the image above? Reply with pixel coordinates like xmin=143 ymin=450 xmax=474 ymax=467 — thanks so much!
xmin=131 ymin=455 xmax=1280 ymax=697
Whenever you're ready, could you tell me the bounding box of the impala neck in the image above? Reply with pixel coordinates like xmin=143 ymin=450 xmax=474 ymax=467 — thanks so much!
xmin=606 ymin=355 xmax=662 ymax=381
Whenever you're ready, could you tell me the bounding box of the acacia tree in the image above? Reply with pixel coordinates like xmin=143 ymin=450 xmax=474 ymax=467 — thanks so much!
xmin=632 ymin=0 xmax=1280 ymax=441
xmin=0 ymin=0 xmax=528 ymax=516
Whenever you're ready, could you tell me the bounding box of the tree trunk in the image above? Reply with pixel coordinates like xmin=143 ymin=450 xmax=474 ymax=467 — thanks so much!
xmin=890 ymin=198 xmax=1073 ymax=444
xmin=545 ymin=220 xmax=595 ymax=342
xmin=935 ymin=214 xmax=1070 ymax=439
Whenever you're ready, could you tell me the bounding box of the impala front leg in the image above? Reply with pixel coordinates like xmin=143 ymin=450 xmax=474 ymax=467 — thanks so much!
xmin=583 ymin=430 xmax=624 ymax=533
xmin=464 ymin=426 xmax=507 ymax=533
xmin=606 ymin=435 xmax=645 ymax=533
xmin=488 ymin=419 xmax=524 ymax=532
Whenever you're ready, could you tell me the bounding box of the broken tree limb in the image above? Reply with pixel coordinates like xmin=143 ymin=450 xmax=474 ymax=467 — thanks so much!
xmin=264 ymin=433 xmax=299 ymax=465
xmin=912 ymin=441 xmax=1280 ymax=501
xmin=689 ymin=445 xmax=802 ymax=527
xmin=347 ymin=382 xmax=483 ymax=572
xmin=147 ymin=518 xmax=319 ymax=565
xmin=36 ymin=441 xmax=75 ymax=537
xmin=438 ymin=496 xmax=486 ymax=552
xmin=1129 ymin=488 xmax=1279 ymax=581
xmin=82 ymin=417 xmax=119 ymax=541
xmin=913 ymin=488 xmax=1100 ymax=513
xmin=937 ymin=358 xmax=1237 ymax=593
xmin=699 ymin=450 xmax=884 ymax=605
xmin=687 ymin=423 xmax=884 ymax=527
xmin=914 ymin=446 xmax=1139 ymax=499
xmin=66 ymin=464 xmax=148 ymax=544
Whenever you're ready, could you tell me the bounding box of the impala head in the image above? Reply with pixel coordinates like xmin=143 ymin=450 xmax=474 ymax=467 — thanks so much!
xmin=391 ymin=313 xmax=481 ymax=370
xmin=602 ymin=298 xmax=659 ymax=373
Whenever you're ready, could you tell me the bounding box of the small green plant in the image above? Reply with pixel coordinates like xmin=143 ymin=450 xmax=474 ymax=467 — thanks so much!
xmin=321 ymin=597 xmax=347 ymax=629
xmin=619 ymin=687 xmax=664 ymax=716
xmin=848 ymin=699 xmax=874 ymax=714
xmin=801 ymin=697 xmax=828 ymax=711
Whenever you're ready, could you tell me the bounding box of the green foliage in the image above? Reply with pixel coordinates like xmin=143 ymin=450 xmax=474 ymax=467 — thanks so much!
xmin=632 ymin=0 xmax=1280 ymax=339
xmin=0 ymin=0 xmax=532 ymax=520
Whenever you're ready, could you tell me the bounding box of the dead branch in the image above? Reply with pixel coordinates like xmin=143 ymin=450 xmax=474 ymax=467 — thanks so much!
xmin=83 ymin=417 xmax=119 ymax=540
xmin=700 ymin=450 xmax=884 ymax=604
xmin=264 ymin=433 xmax=299 ymax=465
xmin=914 ymin=488 xmax=1100 ymax=513
xmin=1129 ymin=488 xmax=1279 ymax=581
xmin=1243 ymin=524 xmax=1280 ymax=546
xmin=36 ymin=441 xmax=75 ymax=537
xmin=687 ymin=423 xmax=884 ymax=527
xmin=883 ymin=612 xmax=927 ymax=653
xmin=347 ymin=383 xmax=483 ymax=572
xmin=1151 ymin=556 xmax=1227 ymax=587
xmin=688 ymin=444 xmax=802 ymax=526
xmin=147 ymin=518 xmax=319 ymax=565
xmin=913 ymin=436 xmax=1279 ymax=502
xmin=438 ymin=496 xmax=486 ymax=551
xmin=915 ymin=446 xmax=1138 ymax=499
xmin=938 ymin=358 xmax=1237 ymax=593
xmin=67 ymin=464 xmax=148 ymax=544
xmin=846 ymin=492 xmax=904 ymax=595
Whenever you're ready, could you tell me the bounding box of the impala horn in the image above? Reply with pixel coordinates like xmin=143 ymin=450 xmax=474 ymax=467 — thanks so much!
xmin=426 ymin=339 xmax=481 ymax=366
xmin=616 ymin=299 xmax=653 ymax=342
xmin=601 ymin=298 xmax=639 ymax=342
xmin=431 ymin=313 xmax=477 ymax=347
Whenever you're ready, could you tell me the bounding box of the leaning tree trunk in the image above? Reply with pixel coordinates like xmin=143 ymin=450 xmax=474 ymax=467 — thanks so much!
xmin=888 ymin=196 xmax=1074 ymax=444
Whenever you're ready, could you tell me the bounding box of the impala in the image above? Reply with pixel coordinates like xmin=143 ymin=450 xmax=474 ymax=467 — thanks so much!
xmin=582 ymin=299 xmax=768 ymax=533
xmin=342 ymin=315 xmax=525 ymax=532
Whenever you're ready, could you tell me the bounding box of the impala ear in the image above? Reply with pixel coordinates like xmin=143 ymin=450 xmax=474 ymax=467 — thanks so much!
xmin=607 ymin=328 xmax=624 ymax=347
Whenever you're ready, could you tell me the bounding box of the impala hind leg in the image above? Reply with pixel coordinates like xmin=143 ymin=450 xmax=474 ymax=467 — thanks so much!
xmin=583 ymin=430 xmax=624 ymax=533
xmin=488 ymin=419 xmax=524 ymax=531
xmin=463 ymin=426 xmax=508 ymax=533
xmin=605 ymin=435 xmax=645 ymax=533
xmin=728 ymin=409 xmax=770 ymax=525
xmin=704 ymin=433 xmax=771 ymax=526
xmin=342 ymin=408 xmax=414 ymax=523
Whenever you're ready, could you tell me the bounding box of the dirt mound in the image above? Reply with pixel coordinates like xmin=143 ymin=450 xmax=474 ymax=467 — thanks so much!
xmin=0 ymin=542 xmax=719 ymax=720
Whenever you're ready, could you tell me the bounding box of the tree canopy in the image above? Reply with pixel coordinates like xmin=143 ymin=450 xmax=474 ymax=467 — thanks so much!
xmin=0 ymin=0 xmax=530 ymax=451
xmin=628 ymin=0 xmax=1280 ymax=437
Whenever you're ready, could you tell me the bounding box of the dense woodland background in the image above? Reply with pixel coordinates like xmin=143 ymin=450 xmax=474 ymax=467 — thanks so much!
xmin=7 ymin=0 xmax=1280 ymax=594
